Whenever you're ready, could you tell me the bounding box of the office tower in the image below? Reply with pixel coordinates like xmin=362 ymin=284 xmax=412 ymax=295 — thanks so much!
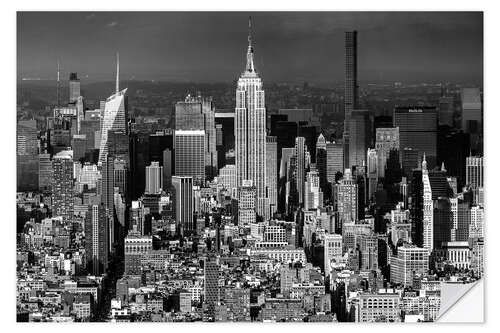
xmin=69 ymin=72 xmax=81 ymax=104
xmin=113 ymin=158 xmax=128 ymax=196
xmin=70 ymin=133 xmax=86 ymax=159
xmin=466 ymin=156 xmax=483 ymax=189
xmin=84 ymin=203 xmax=108 ymax=275
xmin=17 ymin=120 xmax=38 ymax=156
xmin=266 ymin=136 xmax=278 ymax=217
xmin=145 ymin=161 xmax=163 ymax=194
xmin=326 ymin=141 xmax=344 ymax=183
xmin=422 ymin=156 xmax=433 ymax=251
xmin=98 ymin=54 xmax=128 ymax=164
xmin=348 ymin=109 xmax=371 ymax=168
xmin=469 ymin=205 xmax=484 ymax=238
xmin=174 ymin=130 xmax=205 ymax=186
xmin=375 ymin=127 xmax=400 ymax=178
xmin=38 ymin=153 xmax=53 ymax=191
xmin=389 ymin=202 xmax=411 ymax=244
xmin=273 ymin=121 xmax=298 ymax=162
xmin=316 ymin=134 xmax=328 ymax=190
xmin=410 ymin=169 xmax=423 ymax=247
xmin=366 ymin=148 xmax=378 ymax=201
xmin=433 ymin=197 xmax=453 ymax=251
xmin=439 ymin=95 xmax=454 ymax=127
xmin=204 ymin=257 xmax=220 ymax=321
xmin=336 ymin=169 xmax=358 ymax=226
xmin=18 ymin=155 xmax=39 ymax=192
xmin=175 ymin=95 xmax=217 ymax=178
xmin=278 ymin=108 xmax=314 ymax=125
xmin=461 ymin=88 xmax=482 ymax=134
xmin=219 ymin=164 xmax=237 ymax=196
xmin=51 ymin=150 xmax=74 ymax=223
xmin=163 ymin=148 xmax=172 ymax=189
xmin=101 ymin=154 xmax=114 ymax=216
xmin=358 ymin=233 xmax=378 ymax=271
xmin=215 ymin=110 xmax=235 ymax=164
xmin=324 ymin=233 xmax=343 ymax=277
xmin=80 ymin=118 xmax=101 ymax=154
xmin=107 ymin=130 xmax=129 ymax=163
xmin=390 ymin=244 xmax=429 ymax=286
xmin=234 ymin=19 xmax=267 ymax=218
xmin=304 ymin=169 xmax=323 ymax=210
xmin=238 ymin=180 xmax=256 ymax=226
xmin=129 ymin=200 xmax=149 ymax=235
xmin=172 ymin=176 xmax=194 ymax=236
xmin=394 ymin=106 xmax=437 ymax=168
xmin=402 ymin=147 xmax=419 ymax=178
xmin=124 ymin=232 xmax=152 ymax=275
xmin=438 ymin=128 xmax=470 ymax=189
xmin=76 ymin=163 xmax=99 ymax=191
xmin=294 ymin=137 xmax=307 ymax=205
xmin=298 ymin=124 xmax=317 ymax=162
xmin=344 ymin=31 xmax=359 ymax=170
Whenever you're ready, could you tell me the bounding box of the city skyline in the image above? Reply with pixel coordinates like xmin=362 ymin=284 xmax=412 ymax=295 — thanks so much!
xmin=16 ymin=12 xmax=484 ymax=323
xmin=17 ymin=12 xmax=483 ymax=84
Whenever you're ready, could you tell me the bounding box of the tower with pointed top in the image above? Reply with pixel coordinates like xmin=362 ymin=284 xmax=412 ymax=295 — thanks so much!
xmin=422 ymin=153 xmax=434 ymax=251
xmin=235 ymin=17 xmax=267 ymax=217
xmin=98 ymin=53 xmax=128 ymax=164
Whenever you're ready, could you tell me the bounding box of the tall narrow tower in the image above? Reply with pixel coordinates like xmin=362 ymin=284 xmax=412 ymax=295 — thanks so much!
xmin=98 ymin=53 xmax=128 ymax=164
xmin=344 ymin=31 xmax=358 ymax=169
xmin=235 ymin=17 xmax=267 ymax=217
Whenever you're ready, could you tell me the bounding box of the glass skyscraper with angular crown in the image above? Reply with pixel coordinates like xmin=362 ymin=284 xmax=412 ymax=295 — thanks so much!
xmin=235 ymin=18 xmax=267 ymax=217
xmin=99 ymin=53 xmax=128 ymax=164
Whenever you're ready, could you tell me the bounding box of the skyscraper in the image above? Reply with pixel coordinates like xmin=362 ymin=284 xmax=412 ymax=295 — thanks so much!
xmin=316 ymin=133 xmax=328 ymax=191
xmin=394 ymin=106 xmax=437 ymax=168
xmin=324 ymin=233 xmax=343 ymax=277
xmin=51 ymin=150 xmax=74 ymax=223
xmin=304 ymin=169 xmax=323 ymax=211
xmin=235 ymin=18 xmax=267 ymax=217
xmin=461 ymin=88 xmax=482 ymax=134
xmin=348 ymin=109 xmax=371 ymax=168
xmin=69 ymin=72 xmax=81 ymax=104
xmin=238 ymin=180 xmax=256 ymax=227
xmin=145 ymin=161 xmax=163 ymax=194
xmin=294 ymin=137 xmax=307 ymax=205
xmin=266 ymin=136 xmax=278 ymax=217
xmin=204 ymin=257 xmax=220 ymax=321
xmin=172 ymin=176 xmax=194 ymax=236
xmin=175 ymin=95 xmax=217 ymax=179
xmin=326 ymin=141 xmax=344 ymax=183
xmin=336 ymin=169 xmax=358 ymax=226
xmin=375 ymin=127 xmax=400 ymax=178
xmin=98 ymin=53 xmax=128 ymax=164
xmin=344 ymin=31 xmax=358 ymax=169
xmin=466 ymin=155 xmax=483 ymax=189
xmin=174 ymin=130 xmax=206 ymax=186
xmin=422 ymin=155 xmax=434 ymax=251
xmin=84 ymin=203 xmax=108 ymax=275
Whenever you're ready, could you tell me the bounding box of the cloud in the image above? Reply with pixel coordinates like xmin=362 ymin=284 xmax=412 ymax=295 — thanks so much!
xmin=107 ymin=21 xmax=118 ymax=28
xmin=85 ymin=13 xmax=96 ymax=20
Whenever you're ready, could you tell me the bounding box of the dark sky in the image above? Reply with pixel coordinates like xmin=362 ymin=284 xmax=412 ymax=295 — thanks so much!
xmin=17 ymin=11 xmax=483 ymax=84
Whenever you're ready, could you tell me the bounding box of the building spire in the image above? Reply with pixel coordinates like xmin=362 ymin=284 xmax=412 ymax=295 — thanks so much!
xmin=115 ymin=52 xmax=120 ymax=93
xmin=422 ymin=153 xmax=427 ymax=171
xmin=246 ymin=16 xmax=255 ymax=73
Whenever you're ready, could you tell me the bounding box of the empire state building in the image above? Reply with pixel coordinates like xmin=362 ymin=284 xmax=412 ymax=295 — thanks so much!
xmin=235 ymin=18 xmax=267 ymax=217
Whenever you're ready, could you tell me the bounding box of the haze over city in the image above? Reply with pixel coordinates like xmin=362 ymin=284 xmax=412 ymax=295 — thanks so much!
xmin=17 ymin=12 xmax=483 ymax=84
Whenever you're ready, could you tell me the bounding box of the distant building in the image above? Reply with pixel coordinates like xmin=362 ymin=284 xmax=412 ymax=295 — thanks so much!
xmin=145 ymin=161 xmax=163 ymax=194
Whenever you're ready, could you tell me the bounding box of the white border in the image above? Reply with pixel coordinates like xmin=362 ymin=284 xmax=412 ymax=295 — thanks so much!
xmin=2 ymin=1 xmax=497 ymax=333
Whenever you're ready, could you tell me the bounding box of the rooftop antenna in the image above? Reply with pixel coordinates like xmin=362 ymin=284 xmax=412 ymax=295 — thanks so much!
xmin=115 ymin=52 xmax=120 ymax=93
